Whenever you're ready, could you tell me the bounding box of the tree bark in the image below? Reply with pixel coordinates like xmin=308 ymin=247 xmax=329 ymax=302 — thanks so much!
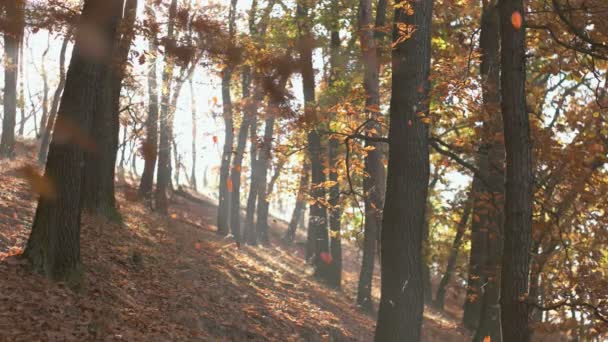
xmin=24 ymin=0 xmax=122 ymax=282
xmin=39 ymin=33 xmax=70 ymax=164
xmin=356 ymin=0 xmax=387 ymax=311
xmin=498 ymin=1 xmax=533 ymax=341
xmin=155 ymin=0 xmax=178 ymax=214
xmin=374 ymin=0 xmax=433 ymax=340
xmin=0 ymin=0 xmax=24 ymax=158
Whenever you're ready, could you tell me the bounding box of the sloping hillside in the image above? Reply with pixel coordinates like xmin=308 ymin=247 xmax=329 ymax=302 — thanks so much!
xmin=0 ymin=141 xmax=468 ymax=341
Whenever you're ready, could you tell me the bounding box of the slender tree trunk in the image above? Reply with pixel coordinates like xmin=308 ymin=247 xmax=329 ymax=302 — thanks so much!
xmin=374 ymin=0 xmax=433 ymax=340
xmin=39 ymin=36 xmax=51 ymax=138
xmin=18 ymin=38 xmax=25 ymax=136
xmin=189 ymin=76 xmax=198 ymax=190
xmin=0 ymin=0 xmax=24 ymax=158
xmin=24 ymin=0 xmax=122 ymax=282
xmin=473 ymin=3 xmax=505 ymax=341
xmin=138 ymin=32 xmax=160 ymax=198
xmin=327 ymin=26 xmax=342 ymax=289
xmin=244 ymin=94 xmax=259 ymax=244
xmin=285 ymin=162 xmax=310 ymax=243
xmin=434 ymin=196 xmax=472 ymax=311
xmin=356 ymin=0 xmax=387 ymax=311
xmin=297 ymin=0 xmax=330 ymax=283
xmin=229 ymin=67 xmax=256 ymax=245
xmin=39 ymin=34 xmax=70 ymax=164
xmin=498 ymin=1 xmax=533 ymax=341
xmin=155 ymin=0 xmax=178 ymax=214
xmin=217 ymin=0 xmax=238 ymax=235
xmin=252 ymin=115 xmax=274 ymax=245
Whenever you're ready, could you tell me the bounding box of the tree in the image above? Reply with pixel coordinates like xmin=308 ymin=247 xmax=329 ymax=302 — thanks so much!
xmin=24 ymin=0 xmax=123 ymax=282
xmin=374 ymin=0 xmax=434 ymax=340
xmin=284 ymin=161 xmax=310 ymax=243
xmin=356 ymin=0 xmax=387 ymax=311
xmin=0 ymin=0 xmax=25 ymax=158
xmin=498 ymin=1 xmax=533 ymax=341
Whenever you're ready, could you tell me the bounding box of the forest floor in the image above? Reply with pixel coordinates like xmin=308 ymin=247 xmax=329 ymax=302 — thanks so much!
xmin=0 ymin=141 xmax=470 ymax=341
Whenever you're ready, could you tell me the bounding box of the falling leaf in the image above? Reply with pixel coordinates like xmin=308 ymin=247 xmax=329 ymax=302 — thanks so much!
xmin=170 ymin=213 xmax=177 ymax=219
xmin=320 ymin=252 xmax=333 ymax=264
xmin=17 ymin=164 xmax=56 ymax=200
xmin=227 ymin=178 xmax=233 ymax=192
xmin=484 ymin=337 xmax=491 ymax=342
xmin=511 ymin=11 xmax=522 ymax=30
xmin=195 ymin=242 xmax=202 ymax=250
xmin=212 ymin=136 xmax=218 ymax=144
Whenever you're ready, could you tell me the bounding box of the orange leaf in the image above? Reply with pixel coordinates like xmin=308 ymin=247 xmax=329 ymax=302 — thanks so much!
xmin=320 ymin=252 xmax=333 ymax=264
xmin=484 ymin=337 xmax=491 ymax=342
xmin=227 ymin=178 xmax=233 ymax=192
xmin=195 ymin=242 xmax=202 ymax=250
xmin=511 ymin=11 xmax=522 ymax=29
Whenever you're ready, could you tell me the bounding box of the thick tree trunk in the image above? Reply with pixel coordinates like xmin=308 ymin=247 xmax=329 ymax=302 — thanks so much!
xmin=39 ymin=34 xmax=70 ymax=164
xmin=83 ymin=0 xmax=138 ymax=218
xmin=138 ymin=34 xmax=160 ymax=198
xmin=356 ymin=0 xmax=387 ymax=311
xmin=285 ymin=162 xmax=310 ymax=243
xmin=217 ymin=0 xmax=239 ymax=236
xmin=498 ymin=1 xmax=533 ymax=341
xmin=0 ymin=0 xmax=24 ymax=158
xmin=473 ymin=3 xmax=505 ymax=341
xmin=24 ymin=0 xmax=122 ymax=282
xmin=374 ymin=0 xmax=433 ymax=340
xmin=434 ymin=197 xmax=472 ymax=311
xmin=155 ymin=0 xmax=178 ymax=214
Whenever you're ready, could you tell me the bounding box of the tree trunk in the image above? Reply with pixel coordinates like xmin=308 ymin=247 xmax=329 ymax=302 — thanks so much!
xmin=155 ymin=0 xmax=178 ymax=214
xmin=473 ymin=3 xmax=505 ymax=341
xmin=0 ymin=0 xmax=24 ymax=158
xmin=285 ymin=161 xmax=310 ymax=243
xmin=374 ymin=0 xmax=433 ymax=340
xmin=252 ymin=116 xmax=274 ymax=245
xmin=24 ymin=0 xmax=122 ymax=282
xmin=498 ymin=1 xmax=533 ymax=341
xmin=229 ymin=68 xmax=255 ymax=245
xmin=244 ymin=96 xmax=259 ymax=244
xmin=82 ymin=0 xmax=138 ymax=218
xmin=356 ymin=0 xmax=387 ymax=311
xmin=434 ymin=196 xmax=472 ymax=311
xmin=18 ymin=39 xmax=25 ymax=136
xmin=138 ymin=30 xmax=159 ymax=199
xmin=216 ymin=0 xmax=239 ymax=236
xmin=39 ymin=34 xmax=70 ymax=164
xmin=189 ymin=76 xmax=198 ymax=190
xmin=39 ymin=36 xmax=51 ymax=138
